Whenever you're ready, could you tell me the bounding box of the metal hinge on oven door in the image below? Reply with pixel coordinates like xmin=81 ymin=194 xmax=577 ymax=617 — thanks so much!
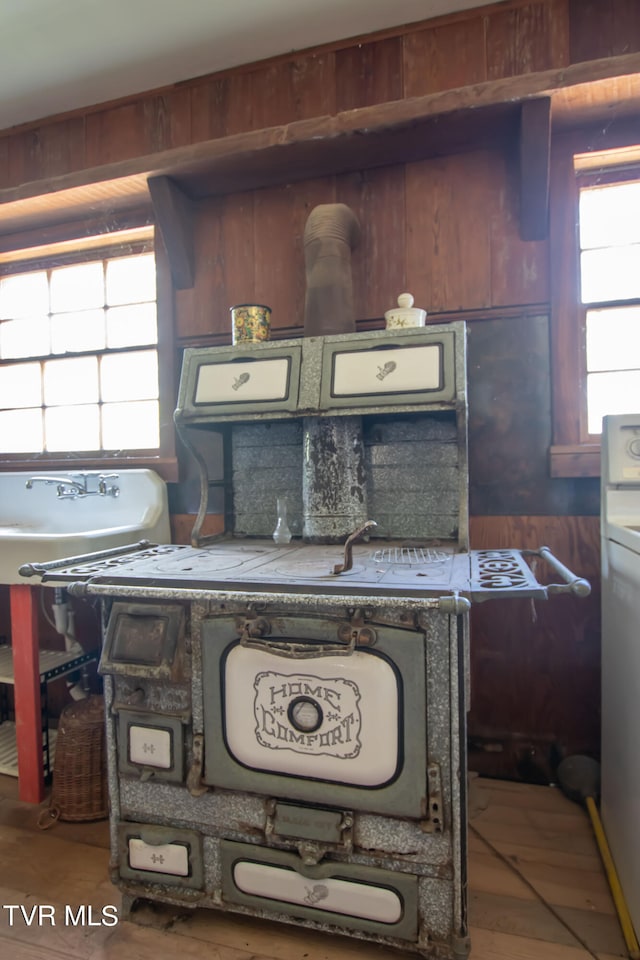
xmin=237 ymin=611 xmax=376 ymax=658
xmin=186 ymin=734 xmax=208 ymax=797
xmin=421 ymin=762 xmax=444 ymax=834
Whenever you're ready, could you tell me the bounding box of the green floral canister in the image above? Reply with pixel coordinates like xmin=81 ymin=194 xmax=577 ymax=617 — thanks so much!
xmin=230 ymin=304 xmax=272 ymax=344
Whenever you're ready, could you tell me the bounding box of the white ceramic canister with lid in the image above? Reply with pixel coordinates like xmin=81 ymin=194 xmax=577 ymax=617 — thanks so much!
xmin=384 ymin=293 xmax=427 ymax=329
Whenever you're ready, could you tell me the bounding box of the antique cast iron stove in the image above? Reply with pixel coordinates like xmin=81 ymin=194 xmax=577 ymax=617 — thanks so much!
xmin=22 ymin=324 xmax=589 ymax=959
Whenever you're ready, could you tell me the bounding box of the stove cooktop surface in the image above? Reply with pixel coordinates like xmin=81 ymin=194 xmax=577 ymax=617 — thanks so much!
xmin=30 ymin=539 xmax=545 ymax=600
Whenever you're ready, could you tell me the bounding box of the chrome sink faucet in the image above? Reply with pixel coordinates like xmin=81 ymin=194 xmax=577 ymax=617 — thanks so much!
xmin=25 ymin=473 xmax=120 ymax=499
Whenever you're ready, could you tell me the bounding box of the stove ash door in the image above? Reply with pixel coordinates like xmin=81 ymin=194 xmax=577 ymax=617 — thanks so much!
xmin=201 ymin=617 xmax=429 ymax=818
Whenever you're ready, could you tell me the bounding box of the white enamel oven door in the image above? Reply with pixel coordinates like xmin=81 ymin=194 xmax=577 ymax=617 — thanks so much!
xmin=201 ymin=616 xmax=428 ymax=817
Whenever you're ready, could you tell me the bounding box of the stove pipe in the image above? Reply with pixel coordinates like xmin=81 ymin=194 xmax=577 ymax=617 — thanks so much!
xmin=302 ymin=415 xmax=368 ymax=543
xmin=302 ymin=203 xmax=368 ymax=542
xmin=303 ymin=203 xmax=360 ymax=337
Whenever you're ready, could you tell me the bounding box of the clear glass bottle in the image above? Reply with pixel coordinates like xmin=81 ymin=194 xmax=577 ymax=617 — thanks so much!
xmin=272 ymin=497 xmax=292 ymax=544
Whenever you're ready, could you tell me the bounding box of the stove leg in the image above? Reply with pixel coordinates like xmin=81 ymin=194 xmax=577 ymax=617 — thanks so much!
xmin=120 ymin=894 xmax=136 ymax=920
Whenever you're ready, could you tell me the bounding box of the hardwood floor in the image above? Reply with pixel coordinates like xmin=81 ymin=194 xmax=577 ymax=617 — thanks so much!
xmin=0 ymin=773 xmax=627 ymax=960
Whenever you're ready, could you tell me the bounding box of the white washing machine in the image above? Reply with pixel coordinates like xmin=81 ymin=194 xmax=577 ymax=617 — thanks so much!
xmin=601 ymin=413 xmax=640 ymax=936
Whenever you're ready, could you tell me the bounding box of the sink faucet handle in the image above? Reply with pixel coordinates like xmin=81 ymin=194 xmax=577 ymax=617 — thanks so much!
xmin=98 ymin=474 xmax=120 ymax=497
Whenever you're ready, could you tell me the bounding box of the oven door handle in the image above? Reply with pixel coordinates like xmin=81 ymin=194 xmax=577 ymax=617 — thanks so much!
xmin=240 ymin=636 xmax=356 ymax=660
xmin=239 ymin=617 xmax=360 ymax=657
xmin=522 ymin=546 xmax=591 ymax=597
xmin=239 ymin=635 xmax=357 ymax=658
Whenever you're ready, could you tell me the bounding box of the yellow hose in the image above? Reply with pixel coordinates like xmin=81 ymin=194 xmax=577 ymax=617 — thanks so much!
xmin=585 ymin=795 xmax=640 ymax=959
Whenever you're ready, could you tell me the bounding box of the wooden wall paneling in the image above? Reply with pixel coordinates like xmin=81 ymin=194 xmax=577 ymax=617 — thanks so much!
xmin=5 ymin=134 xmax=26 ymax=190
xmin=175 ymin=192 xmax=255 ymax=340
xmin=402 ymin=16 xmax=487 ymax=98
xmin=253 ymin=184 xmax=301 ymax=332
xmin=249 ymin=61 xmax=302 ymax=131
xmin=142 ymin=89 xmax=192 ymax=155
xmin=253 ymin=177 xmax=336 ymax=333
xmin=174 ymin=196 xmax=223 ymax=340
xmin=171 ymin=512 xmax=224 ymax=545
xmin=468 ymin=515 xmax=601 ymax=777
xmin=486 ymin=0 xmax=569 ymax=80
xmin=405 ymin=152 xmax=493 ymax=312
xmin=334 ymin=37 xmax=404 ymax=111
xmin=190 ymin=77 xmax=233 ymax=143
xmin=190 ymin=72 xmax=255 ymax=141
xmin=83 ymin=102 xmax=145 ymax=166
xmin=289 ymin=53 xmax=338 ymax=121
xmin=217 ymin=191 xmax=257 ymax=328
xmin=5 ymin=119 xmax=86 ymax=188
xmin=549 ymin=0 xmax=572 ymax=69
xmin=249 ymin=53 xmax=337 ymax=132
xmin=336 ymin=165 xmax=406 ymax=320
xmin=85 ymin=90 xmax=192 ymax=167
xmin=487 ymin=145 xmax=550 ymax=306
xmin=569 ymin=0 xmax=640 ymax=63
xmin=221 ymin=72 xmax=257 ymax=138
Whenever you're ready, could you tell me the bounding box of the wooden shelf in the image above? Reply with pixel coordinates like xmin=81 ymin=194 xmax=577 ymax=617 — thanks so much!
xmin=1 ymin=53 xmax=638 ymax=215
xmin=0 ymin=51 xmax=638 ymax=279
xmin=0 ymin=644 xmax=98 ymax=783
xmin=0 ymin=646 xmax=97 ymax=685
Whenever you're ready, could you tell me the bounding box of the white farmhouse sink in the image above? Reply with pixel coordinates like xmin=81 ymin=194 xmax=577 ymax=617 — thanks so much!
xmin=0 ymin=470 xmax=171 ymax=584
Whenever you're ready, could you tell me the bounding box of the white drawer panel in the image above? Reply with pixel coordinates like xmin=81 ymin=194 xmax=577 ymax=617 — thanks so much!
xmin=128 ymin=838 xmax=189 ymax=876
xmin=129 ymin=724 xmax=172 ymax=769
xmin=233 ymin=860 xmax=402 ymax=923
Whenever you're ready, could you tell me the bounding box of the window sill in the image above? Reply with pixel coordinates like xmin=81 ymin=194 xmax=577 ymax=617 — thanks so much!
xmin=549 ymin=444 xmax=601 ymax=478
xmin=0 ymin=455 xmax=178 ymax=483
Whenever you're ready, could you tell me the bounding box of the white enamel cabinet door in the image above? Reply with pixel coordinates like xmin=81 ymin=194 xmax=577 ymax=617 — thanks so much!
xmin=195 ymin=357 xmax=291 ymax=403
xmin=332 ymin=343 xmax=442 ymax=396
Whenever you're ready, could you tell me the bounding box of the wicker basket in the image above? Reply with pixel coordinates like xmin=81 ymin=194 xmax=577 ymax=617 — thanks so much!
xmin=39 ymin=694 xmax=108 ymax=827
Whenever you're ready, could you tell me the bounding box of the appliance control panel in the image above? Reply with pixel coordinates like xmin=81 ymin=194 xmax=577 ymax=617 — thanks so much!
xmin=602 ymin=414 xmax=640 ymax=484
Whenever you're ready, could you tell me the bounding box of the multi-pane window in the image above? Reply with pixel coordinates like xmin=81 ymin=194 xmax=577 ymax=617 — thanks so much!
xmin=579 ymin=177 xmax=640 ymax=435
xmin=0 ymin=252 xmax=159 ymax=454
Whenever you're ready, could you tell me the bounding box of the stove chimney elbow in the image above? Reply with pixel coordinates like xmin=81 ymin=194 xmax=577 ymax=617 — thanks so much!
xmin=303 ymin=203 xmax=360 ymax=337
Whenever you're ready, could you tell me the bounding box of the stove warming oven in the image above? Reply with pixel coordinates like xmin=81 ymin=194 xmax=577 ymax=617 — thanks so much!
xmin=22 ymin=324 xmax=589 ymax=959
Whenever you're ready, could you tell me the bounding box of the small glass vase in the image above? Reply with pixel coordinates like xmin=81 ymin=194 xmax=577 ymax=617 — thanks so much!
xmin=272 ymin=497 xmax=292 ymax=544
